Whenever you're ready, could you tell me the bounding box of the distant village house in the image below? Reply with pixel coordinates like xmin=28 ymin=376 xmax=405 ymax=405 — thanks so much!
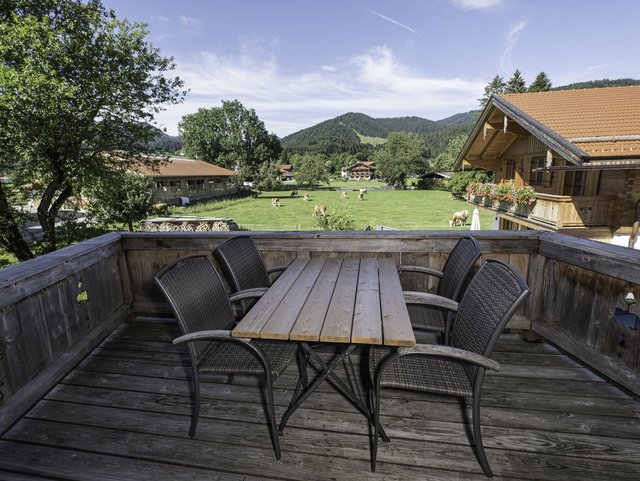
xmin=341 ymin=161 xmax=376 ymax=180
xmin=279 ymin=164 xmax=295 ymax=182
xmin=456 ymin=85 xmax=640 ymax=248
xmin=134 ymin=157 xmax=237 ymax=205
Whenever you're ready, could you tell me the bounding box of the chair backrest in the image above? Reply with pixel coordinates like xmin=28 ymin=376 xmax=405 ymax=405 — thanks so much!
xmin=154 ymin=255 xmax=236 ymax=363
xmin=436 ymin=236 xmax=482 ymax=300
xmin=214 ymin=236 xmax=271 ymax=292
xmin=451 ymin=259 xmax=529 ymax=388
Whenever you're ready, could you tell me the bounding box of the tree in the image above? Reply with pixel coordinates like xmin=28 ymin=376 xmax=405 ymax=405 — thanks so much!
xmin=479 ymin=75 xmax=506 ymax=108
xmin=0 ymin=0 xmax=185 ymax=260
xmin=528 ymin=71 xmax=552 ymax=92
xmin=291 ymin=153 xmax=329 ymax=190
xmin=254 ymin=160 xmax=282 ymax=192
xmin=86 ymin=171 xmax=154 ymax=232
xmin=430 ymin=134 xmax=468 ymax=172
xmin=179 ymin=100 xmax=281 ymax=181
xmin=505 ymin=69 xmax=527 ymax=93
xmin=373 ymin=132 xmax=427 ymax=189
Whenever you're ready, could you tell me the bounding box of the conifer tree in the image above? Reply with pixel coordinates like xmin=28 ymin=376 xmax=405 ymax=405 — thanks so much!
xmin=528 ymin=71 xmax=553 ymax=92
xmin=505 ymin=69 xmax=527 ymax=93
xmin=479 ymin=75 xmax=506 ymax=108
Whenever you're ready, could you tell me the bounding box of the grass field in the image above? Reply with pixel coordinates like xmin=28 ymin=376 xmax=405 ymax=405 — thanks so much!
xmin=173 ymin=186 xmax=495 ymax=231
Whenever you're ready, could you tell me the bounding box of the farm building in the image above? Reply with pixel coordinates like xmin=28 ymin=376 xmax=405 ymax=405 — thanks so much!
xmin=134 ymin=157 xmax=237 ymax=205
xmin=279 ymin=164 xmax=295 ymax=181
xmin=456 ymin=85 xmax=640 ymax=247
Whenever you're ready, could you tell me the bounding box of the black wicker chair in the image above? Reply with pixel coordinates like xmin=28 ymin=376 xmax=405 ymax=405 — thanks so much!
xmin=214 ymin=235 xmax=289 ymax=315
xmin=399 ymin=236 xmax=481 ymax=344
xmin=154 ymin=255 xmax=302 ymax=460
xmin=370 ymin=259 xmax=530 ymax=477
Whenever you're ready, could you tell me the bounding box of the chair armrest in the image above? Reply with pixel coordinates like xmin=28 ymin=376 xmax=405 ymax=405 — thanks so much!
xmin=397 ymin=265 xmax=444 ymax=279
xmin=267 ymin=265 xmax=288 ymax=276
xmin=229 ymin=287 xmax=269 ymax=303
xmin=173 ymin=329 xmax=242 ymax=345
xmin=397 ymin=344 xmax=500 ymax=371
xmin=403 ymin=291 xmax=459 ymax=312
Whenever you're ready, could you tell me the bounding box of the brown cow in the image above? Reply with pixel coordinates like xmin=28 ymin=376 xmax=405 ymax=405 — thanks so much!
xmin=313 ymin=204 xmax=327 ymax=216
xmin=449 ymin=210 xmax=469 ymax=226
xmin=271 ymin=198 xmax=281 ymax=207
xmin=150 ymin=202 xmax=169 ymax=216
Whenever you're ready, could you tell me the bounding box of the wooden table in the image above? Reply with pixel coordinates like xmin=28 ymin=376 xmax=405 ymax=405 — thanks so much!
xmin=232 ymin=256 xmax=415 ymax=435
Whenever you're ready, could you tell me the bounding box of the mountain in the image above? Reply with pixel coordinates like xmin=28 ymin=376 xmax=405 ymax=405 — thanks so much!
xmin=148 ymin=126 xmax=183 ymax=152
xmin=280 ymin=111 xmax=476 ymax=157
xmin=553 ymin=78 xmax=640 ymax=91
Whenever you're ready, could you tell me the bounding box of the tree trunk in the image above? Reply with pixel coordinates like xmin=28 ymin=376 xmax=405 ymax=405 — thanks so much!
xmin=38 ymin=179 xmax=73 ymax=253
xmin=0 ymin=183 xmax=34 ymax=261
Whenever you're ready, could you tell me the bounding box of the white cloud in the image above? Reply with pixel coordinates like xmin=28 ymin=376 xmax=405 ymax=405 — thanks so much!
xmin=179 ymin=15 xmax=203 ymax=34
xmin=500 ymin=20 xmax=527 ymax=73
xmin=152 ymin=44 xmax=485 ymax=137
xmin=451 ymin=0 xmax=503 ymax=10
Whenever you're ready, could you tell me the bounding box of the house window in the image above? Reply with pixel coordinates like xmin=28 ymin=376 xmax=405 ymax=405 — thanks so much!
xmin=187 ymin=179 xmax=205 ymax=191
xmin=529 ymin=158 xmax=544 ymax=185
xmin=572 ymin=171 xmax=585 ymax=196
xmin=169 ymin=180 xmax=181 ymax=191
xmin=504 ymin=160 xmax=515 ymax=182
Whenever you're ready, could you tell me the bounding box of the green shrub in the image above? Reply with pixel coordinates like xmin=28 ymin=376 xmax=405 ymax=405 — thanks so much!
xmin=447 ymin=170 xmax=495 ymax=197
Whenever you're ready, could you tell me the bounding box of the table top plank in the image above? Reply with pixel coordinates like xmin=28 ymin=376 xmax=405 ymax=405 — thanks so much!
xmin=290 ymin=258 xmax=343 ymax=342
xmin=320 ymin=259 xmax=360 ymax=343
xmin=378 ymin=257 xmax=415 ymax=347
xmin=232 ymin=257 xmax=310 ymax=338
xmin=260 ymin=257 xmax=327 ymax=340
xmin=351 ymin=258 xmax=383 ymax=345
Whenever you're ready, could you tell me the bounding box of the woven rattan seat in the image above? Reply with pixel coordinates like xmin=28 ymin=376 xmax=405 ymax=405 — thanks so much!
xmin=154 ymin=254 xmax=301 ymax=460
xmin=399 ymin=236 xmax=481 ymax=344
xmin=370 ymin=259 xmax=530 ymax=477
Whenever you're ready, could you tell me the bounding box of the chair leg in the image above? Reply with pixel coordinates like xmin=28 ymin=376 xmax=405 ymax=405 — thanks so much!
xmin=265 ymin=374 xmax=282 ymax=460
xmin=472 ymin=394 xmax=493 ymax=478
xmin=371 ymin=380 xmax=382 ymax=472
xmin=189 ymin=370 xmax=200 ymax=437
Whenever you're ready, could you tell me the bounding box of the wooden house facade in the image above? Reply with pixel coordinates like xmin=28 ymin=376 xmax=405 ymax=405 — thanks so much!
xmin=134 ymin=157 xmax=237 ymax=205
xmin=341 ymin=161 xmax=376 ymax=180
xmin=456 ymin=86 xmax=640 ymax=247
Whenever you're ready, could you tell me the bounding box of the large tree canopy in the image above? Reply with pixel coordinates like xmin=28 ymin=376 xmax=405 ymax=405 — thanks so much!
xmin=373 ymin=132 xmax=427 ymax=189
xmin=0 ymin=0 xmax=185 ymax=260
xmin=179 ymin=100 xmax=281 ymax=181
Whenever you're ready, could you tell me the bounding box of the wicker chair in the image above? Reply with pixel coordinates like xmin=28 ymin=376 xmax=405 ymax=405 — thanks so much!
xmin=154 ymin=255 xmax=301 ymax=460
xmin=399 ymin=236 xmax=481 ymax=344
xmin=214 ymin=235 xmax=289 ymax=315
xmin=370 ymin=259 xmax=530 ymax=477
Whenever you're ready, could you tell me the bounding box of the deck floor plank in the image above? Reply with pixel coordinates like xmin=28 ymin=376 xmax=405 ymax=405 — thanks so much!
xmin=1 ymin=320 xmax=639 ymax=481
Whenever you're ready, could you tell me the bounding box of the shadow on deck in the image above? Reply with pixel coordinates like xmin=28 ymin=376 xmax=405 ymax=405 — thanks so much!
xmin=1 ymin=317 xmax=639 ymax=481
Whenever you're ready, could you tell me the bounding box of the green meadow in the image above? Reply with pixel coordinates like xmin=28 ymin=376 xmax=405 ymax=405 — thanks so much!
xmin=173 ymin=186 xmax=495 ymax=231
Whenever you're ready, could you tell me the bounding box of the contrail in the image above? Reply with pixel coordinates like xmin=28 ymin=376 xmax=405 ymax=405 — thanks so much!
xmin=358 ymin=6 xmax=423 ymax=37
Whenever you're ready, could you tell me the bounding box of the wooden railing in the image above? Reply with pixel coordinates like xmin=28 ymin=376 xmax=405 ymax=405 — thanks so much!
xmin=1 ymin=229 xmax=639 ymax=434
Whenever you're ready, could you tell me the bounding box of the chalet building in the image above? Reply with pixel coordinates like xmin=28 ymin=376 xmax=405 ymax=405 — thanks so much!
xmin=341 ymin=161 xmax=376 ymax=180
xmin=456 ymin=86 xmax=640 ymax=247
xmin=279 ymin=164 xmax=294 ymax=182
xmin=134 ymin=157 xmax=237 ymax=205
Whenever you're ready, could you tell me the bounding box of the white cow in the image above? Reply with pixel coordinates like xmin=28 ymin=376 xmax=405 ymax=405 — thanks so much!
xmin=313 ymin=204 xmax=327 ymax=216
xmin=449 ymin=210 xmax=469 ymax=226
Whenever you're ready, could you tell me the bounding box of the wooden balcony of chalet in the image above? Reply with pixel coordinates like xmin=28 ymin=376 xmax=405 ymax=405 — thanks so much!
xmin=1 ymin=231 xmax=639 ymax=480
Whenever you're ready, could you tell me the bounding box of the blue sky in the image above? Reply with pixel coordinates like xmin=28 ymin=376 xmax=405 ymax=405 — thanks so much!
xmin=102 ymin=0 xmax=639 ymax=137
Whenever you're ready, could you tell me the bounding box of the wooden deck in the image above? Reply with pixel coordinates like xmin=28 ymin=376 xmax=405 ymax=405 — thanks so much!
xmin=1 ymin=318 xmax=639 ymax=481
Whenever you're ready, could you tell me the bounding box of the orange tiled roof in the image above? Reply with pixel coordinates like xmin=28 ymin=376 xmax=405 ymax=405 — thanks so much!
xmin=134 ymin=157 xmax=236 ymax=177
xmin=500 ymin=86 xmax=640 ymax=158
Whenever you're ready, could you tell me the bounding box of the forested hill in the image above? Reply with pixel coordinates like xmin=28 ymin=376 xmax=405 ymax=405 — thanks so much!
xmin=281 ymin=111 xmax=477 ymax=156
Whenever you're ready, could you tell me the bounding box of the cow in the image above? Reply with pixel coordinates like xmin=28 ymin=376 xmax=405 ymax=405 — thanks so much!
xmin=313 ymin=204 xmax=327 ymax=216
xmin=449 ymin=210 xmax=469 ymax=226
xmin=150 ymin=202 xmax=169 ymax=216
xmin=271 ymin=198 xmax=281 ymax=207
xmin=358 ymin=188 xmax=367 ymax=200
xmin=340 ymin=191 xmax=348 ymax=199
xmin=290 ymin=190 xmax=298 ymax=197
xmin=303 ymin=193 xmax=309 ymax=201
